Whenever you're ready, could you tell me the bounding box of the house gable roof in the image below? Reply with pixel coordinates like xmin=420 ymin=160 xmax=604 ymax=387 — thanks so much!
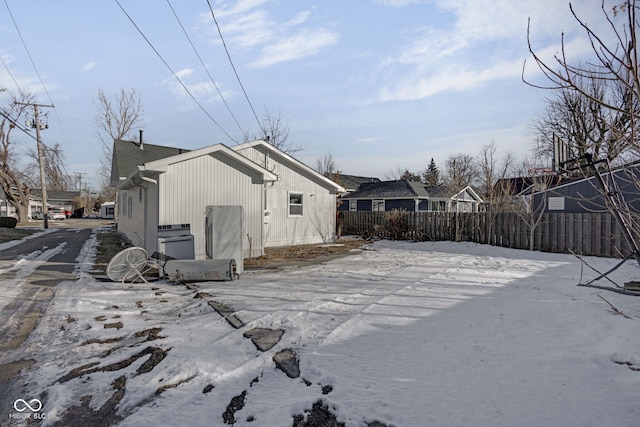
xmin=232 ymin=139 xmax=345 ymax=193
xmin=118 ymin=143 xmax=278 ymax=189
xmin=144 ymin=143 xmax=277 ymax=179
xmin=110 ymin=139 xmax=191 ymax=187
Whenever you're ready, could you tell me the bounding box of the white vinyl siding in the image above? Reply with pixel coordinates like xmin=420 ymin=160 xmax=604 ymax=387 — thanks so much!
xmin=116 ymin=188 xmax=147 ymax=249
xmin=157 ymin=152 xmax=265 ymax=259
xmin=235 ymin=144 xmax=338 ymax=247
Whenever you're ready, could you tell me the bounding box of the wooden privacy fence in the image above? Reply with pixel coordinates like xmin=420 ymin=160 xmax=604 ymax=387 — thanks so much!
xmin=340 ymin=211 xmax=636 ymax=258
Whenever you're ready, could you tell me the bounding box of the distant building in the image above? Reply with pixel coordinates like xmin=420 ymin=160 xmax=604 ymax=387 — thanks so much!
xmin=338 ymin=180 xmax=483 ymax=212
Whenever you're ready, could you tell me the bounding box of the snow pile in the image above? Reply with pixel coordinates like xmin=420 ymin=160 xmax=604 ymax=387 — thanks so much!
xmin=10 ymin=239 xmax=640 ymax=426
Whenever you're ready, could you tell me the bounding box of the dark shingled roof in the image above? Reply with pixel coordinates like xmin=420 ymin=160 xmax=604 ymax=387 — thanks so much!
xmin=110 ymin=139 xmax=190 ymax=187
xmin=343 ymin=180 xmax=449 ymax=199
xmin=325 ymin=173 xmax=380 ymax=192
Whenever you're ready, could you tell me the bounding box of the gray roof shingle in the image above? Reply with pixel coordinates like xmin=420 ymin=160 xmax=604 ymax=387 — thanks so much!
xmin=343 ymin=180 xmax=449 ymax=199
xmin=110 ymin=139 xmax=191 ymax=186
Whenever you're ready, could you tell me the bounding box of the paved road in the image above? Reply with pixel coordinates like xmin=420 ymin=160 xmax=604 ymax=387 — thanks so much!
xmin=0 ymin=227 xmax=95 ymax=414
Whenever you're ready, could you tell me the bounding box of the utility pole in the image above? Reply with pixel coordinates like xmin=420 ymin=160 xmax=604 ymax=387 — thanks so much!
xmin=76 ymin=172 xmax=85 ymax=215
xmin=15 ymin=101 xmax=54 ymax=229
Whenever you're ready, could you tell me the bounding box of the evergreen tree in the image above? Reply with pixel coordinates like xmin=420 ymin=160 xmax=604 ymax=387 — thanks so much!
xmin=422 ymin=158 xmax=440 ymax=186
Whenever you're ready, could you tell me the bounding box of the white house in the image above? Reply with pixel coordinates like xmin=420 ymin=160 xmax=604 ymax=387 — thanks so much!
xmin=112 ymin=139 xmax=344 ymax=268
xmin=232 ymin=140 xmax=345 ymax=247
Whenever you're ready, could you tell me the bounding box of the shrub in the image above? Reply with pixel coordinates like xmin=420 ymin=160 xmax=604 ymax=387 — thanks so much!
xmin=0 ymin=217 xmax=18 ymax=228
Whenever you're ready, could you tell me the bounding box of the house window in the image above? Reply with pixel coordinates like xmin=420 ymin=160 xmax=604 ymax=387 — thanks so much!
xmin=289 ymin=192 xmax=303 ymax=216
xmin=372 ymin=199 xmax=384 ymax=212
xmin=349 ymin=200 xmax=357 ymax=211
xmin=121 ymin=192 xmax=127 ymax=216
xmin=548 ymin=197 xmax=565 ymax=211
xmin=127 ymin=196 xmax=133 ymax=219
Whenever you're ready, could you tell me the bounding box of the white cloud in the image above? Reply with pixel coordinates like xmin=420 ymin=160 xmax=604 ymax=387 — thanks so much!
xmin=199 ymin=1 xmax=338 ymax=68
xmin=249 ymin=28 xmax=339 ymax=69
xmin=82 ymin=61 xmax=97 ymax=71
xmin=287 ymin=11 xmax=311 ymax=26
xmin=162 ymin=67 xmax=234 ymax=107
xmin=372 ymin=0 xmax=611 ymax=103
xmin=174 ymin=68 xmax=194 ymax=79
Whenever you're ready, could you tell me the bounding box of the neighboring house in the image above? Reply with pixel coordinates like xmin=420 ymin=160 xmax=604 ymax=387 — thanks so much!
xmin=29 ymin=189 xmax=80 ymax=217
xmin=112 ymin=139 xmax=344 ymax=270
xmin=325 ymin=173 xmax=380 ymax=195
xmin=531 ymin=163 xmax=640 ymax=214
xmin=100 ymin=201 xmax=115 ymax=219
xmin=110 ymin=139 xmax=191 ymax=187
xmin=338 ymin=180 xmax=483 ymax=213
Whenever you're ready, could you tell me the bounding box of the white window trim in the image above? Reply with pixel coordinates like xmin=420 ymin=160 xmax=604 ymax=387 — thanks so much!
xmin=372 ymin=199 xmax=385 ymax=212
xmin=288 ymin=191 xmax=304 ymax=217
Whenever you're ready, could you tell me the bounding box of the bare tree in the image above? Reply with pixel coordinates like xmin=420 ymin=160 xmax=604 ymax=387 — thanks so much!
xmin=383 ymin=167 xmax=420 ymax=181
xmin=0 ymin=91 xmax=35 ymax=222
xmin=443 ymin=153 xmax=478 ymax=193
xmin=510 ymin=159 xmax=560 ymax=251
xmin=476 ymin=142 xmax=516 ymax=241
xmin=244 ymin=109 xmax=303 ymax=155
xmin=95 ymin=88 xmax=143 ymax=187
xmin=476 ymin=142 xmax=514 ymax=198
xmin=524 ymin=0 xmax=640 ymax=158
xmin=315 ymin=153 xmax=340 ymax=175
xmin=525 ymin=0 xmax=640 ymax=266
xmin=23 ymin=143 xmax=72 ymax=191
xmin=533 ymin=73 xmax=633 ymax=165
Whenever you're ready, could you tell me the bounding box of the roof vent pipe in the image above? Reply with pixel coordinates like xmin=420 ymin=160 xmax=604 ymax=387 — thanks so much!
xmin=139 ymin=129 xmax=144 ymax=150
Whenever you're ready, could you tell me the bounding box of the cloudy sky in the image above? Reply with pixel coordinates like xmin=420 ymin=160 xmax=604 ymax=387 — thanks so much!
xmin=0 ymin=0 xmax=615 ymax=190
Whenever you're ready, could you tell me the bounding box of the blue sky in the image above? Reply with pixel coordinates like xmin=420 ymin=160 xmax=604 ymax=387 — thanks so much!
xmin=0 ymin=0 xmax=612 ymax=190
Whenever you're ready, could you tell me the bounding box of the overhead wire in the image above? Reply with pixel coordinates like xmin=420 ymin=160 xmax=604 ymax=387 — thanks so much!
xmin=115 ymin=0 xmax=239 ymax=144
xmin=205 ymin=0 xmax=264 ymax=134
xmin=2 ymin=0 xmax=72 ymax=159
xmin=165 ymin=0 xmax=247 ymax=140
xmin=2 ymin=0 xmax=55 ymax=108
xmin=0 ymin=54 xmax=22 ymax=94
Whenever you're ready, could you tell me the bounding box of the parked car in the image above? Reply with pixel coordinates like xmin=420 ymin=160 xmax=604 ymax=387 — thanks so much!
xmin=32 ymin=211 xmax=45 ymax=220
xmin=48 ymin=207 xmax=66 ymax=220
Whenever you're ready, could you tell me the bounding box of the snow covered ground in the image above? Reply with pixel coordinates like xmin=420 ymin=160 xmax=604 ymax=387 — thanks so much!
xmin=3 ymin=231 xmax=640 ymax=426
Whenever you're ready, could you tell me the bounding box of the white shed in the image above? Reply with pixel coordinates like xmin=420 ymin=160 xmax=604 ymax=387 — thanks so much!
xmin=100 ymin=202 xmax=115 ymax=219
xmin=113 ymin=139 xmax=344 ymax=267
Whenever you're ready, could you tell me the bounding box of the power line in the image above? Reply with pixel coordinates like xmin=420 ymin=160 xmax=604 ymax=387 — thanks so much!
xmin=206 ymin=0 xmax=263 ymax=134
xmin=0 ymin=108 xmax=38 ymax=142
xmin=166 ymin=0 xmax=246 ymax=139
xmin=0 ymin=54 xmax=22 ymax=93
xmin=3 ymin=0 xmax=55 ymax=107
xmin=115 ymin=0 xmax=239 ymax=144
xmin=2 ymin=0 xmax=72 ymax=149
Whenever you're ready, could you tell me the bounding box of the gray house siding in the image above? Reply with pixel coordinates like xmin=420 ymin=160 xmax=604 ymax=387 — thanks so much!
xmin=358 ymin=200 xmax=372 ymax=211
xmin=533 ymin=165 xmax=640 ymax=214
